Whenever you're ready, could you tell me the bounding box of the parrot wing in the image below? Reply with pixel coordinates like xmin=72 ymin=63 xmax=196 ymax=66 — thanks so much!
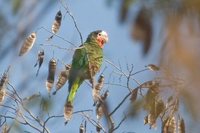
xmin=68 ymin=46 xmax=88 ymax=92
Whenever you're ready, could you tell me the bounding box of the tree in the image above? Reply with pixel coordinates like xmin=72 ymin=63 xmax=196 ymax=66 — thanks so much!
xmin=0 ymin=0 xmax=199 ymax=132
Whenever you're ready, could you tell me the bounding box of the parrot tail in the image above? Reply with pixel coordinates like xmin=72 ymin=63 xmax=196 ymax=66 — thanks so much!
xmin=64 ymin=78 xmax=83 ymax=121
xmin=67 ymin=78 xmax=83 ymax=104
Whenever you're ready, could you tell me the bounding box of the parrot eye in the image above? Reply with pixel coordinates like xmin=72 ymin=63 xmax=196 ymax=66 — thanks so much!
xmin=98 ymin=33 xmax=102 ymax=36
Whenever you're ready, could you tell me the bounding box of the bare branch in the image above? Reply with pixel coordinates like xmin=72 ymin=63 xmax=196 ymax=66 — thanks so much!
xmin=105 ymin=58 xmax=141 ymax=86
xmin=112 ymin=114 xmax=127 ymax=132
xmin=81 ymin=112 xmax=106 ymax=133
xmin=59 ymin=0 xmax=83 ymax=44
xmin=40 ymin=27 xmax=77 ymax=47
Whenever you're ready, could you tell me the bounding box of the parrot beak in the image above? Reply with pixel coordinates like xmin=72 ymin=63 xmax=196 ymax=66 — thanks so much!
xmin=96 ymin=30 xmax=108 ymax=48
xmin=100 ymin=31 xmax=108 ymax=44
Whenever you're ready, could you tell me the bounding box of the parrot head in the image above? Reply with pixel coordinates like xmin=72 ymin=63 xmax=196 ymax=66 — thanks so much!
xmin=86 ymin=30 xmax=108 ymax=48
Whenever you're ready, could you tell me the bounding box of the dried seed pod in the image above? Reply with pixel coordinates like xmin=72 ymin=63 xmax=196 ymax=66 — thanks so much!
xmin=141 ymin=80 xmax=159 ymax=88
xmin=2 ymin=124 xmax=10 ymax=133
xmin=49 ymin=10 xmax=62 ymax=39
xmin=34 ymin=50 xmax=45 ymax=76
xmin=93 ymin=75 xmax=104 ymax=105
xmin=64 ymin=101 xmax=73 ymax=121
xmin=79 ymin=123 xmax=84 ymax=133
xmin=130 ymin=88 xmax=138 ymax=103
xmin=141 ymin=80 xmax=159 ymax=93
xmin=96 ymin=75 xmax=105 ymax=91
xmin=96 ymin=125 xmax=101 ymax=133
xmin=19 ymin=32 xmax=36 ymax=56
xmin=53 ymin=65 xmax=71 ymax=95
xmin=52 ymin=10 xmax=62 ymax=34
xmin=0 ymin=71 xmax=9 ymax=103
xmin=147 ymin=114 xmax=156 ymax=129
xmin=168 ymin=116 xmax=176 ymax=133
xmin=0 ymin=89 xmax=6 ymax=103
xmin=144 ymin=114 xmax=157 ymax=129
xmin=95 ymin=90 xmax=109 ymax=120
xmin=178 ymin=117 xmax=185 ymax=133
xmin=101 ymin=90 xmax=109 ymax=100
xmin=146 ymin=64 xmax=160 ymax=71
xmin=96 ymin=102 xmax=104 ymax=120
xmin=46 ymin=58 xmax=57 ymax=92
xmin=162 ymin=116 xmax=177 ymax=133
xmin=23 ymin=93 xmax=40 ymax=102
xmin=162 ymin=118 xmax=170 ymax=133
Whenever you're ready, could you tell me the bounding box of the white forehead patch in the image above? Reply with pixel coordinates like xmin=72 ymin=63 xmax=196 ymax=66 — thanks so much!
xmin=100 ymin=31 xmax=108 ymax=37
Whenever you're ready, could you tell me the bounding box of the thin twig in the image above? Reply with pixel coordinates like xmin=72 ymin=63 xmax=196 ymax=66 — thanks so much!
xmin=111 ymin=115 xmax=127 ymax=132
xmin=40 ymin=43 xmax=75 ymax=51
xmin=43 ymin=109 xmax=93 ymax=128
xmin=81 ymin=112 xmax=106 ymax=133
xmin=108 ymin=91 xmax=132 ymax=117
xmin=105 ymin=58 xmax=141 ymax=86
xmin=104 ymin=82 xmax=128 ymax=89
xmin=130 ymin=68 xmax=149 ymax=76
xmin=59 ymin=0 xmax=83 ymax=44
xmin=40 ymin=27 xmax=77 ymax=47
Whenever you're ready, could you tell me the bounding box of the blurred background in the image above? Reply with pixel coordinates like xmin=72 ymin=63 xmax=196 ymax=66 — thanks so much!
xmin=0 ymin=0 xmax=200 ymax=132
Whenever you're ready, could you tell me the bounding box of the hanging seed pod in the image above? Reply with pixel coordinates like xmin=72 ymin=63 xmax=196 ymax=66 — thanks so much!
xmin=79 ymin=123 xmax=84 ymax=133
xmin=96 ymin=102 xmax=104 ymax=120
xmin=168 ymin=116 xmax=176 ymax=133
xmin=93 ymin=75 xmax=105 ymax=105
xmin=144 ymin=114 xmax=156 ymax=129
xmin=64 ymin=101 xmax=73 ymax=121
xmin=162 ymin=117 xmax=170 ymax=133
xmin=49 ymin=10 xmax=62 ymax=40
xmin=141 ymin=80 xmax=159 ymax=89
xmin=148 ymin=114 xmax=156 ymax=129
xmin=34 ymin=50 xmax=45 ymax=76
xmin=178 ymin=117 xmax=185 ymax=133
xmin=2 ymin=124 xmax=10 ymax=133
xmin=0 ymin=89 xmax=6 ymax=103
xmin=52 ymin=10 xmax=62 ymax=34
xmin=53 ymin=65 xmax=71 ymax=95
xmin=0 ymin=70 xmax=9 ymax=103
xmin=96 ymin=125 xmax=101 ymax=133
xmin=130 ymin=88 xmax=138 ymax=103
xmin=146 ymin=64 xmax=160 ymax=71
xmin=95 ymin=75 xmax=105 ymax=91
xmin=46 ymin=58 xmax=57 ymax=92
xmin=95 ymin=90 xmax=109 ymax=120
xmin=141 ymin=80 xmax=159 ymax=93
xmin=19 ymin=32 xmax=36 ymax=56
xmin=101 ymin=90 xmax=109 ymax=100
xmin=144 ymin=115 xmax=148 ymax=125
xmin=162 ymin=116 xmax=176 ymax=133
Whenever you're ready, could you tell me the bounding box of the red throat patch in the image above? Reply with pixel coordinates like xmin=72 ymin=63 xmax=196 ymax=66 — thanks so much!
xmin=97 ymin=38 xmax=104 ymax=48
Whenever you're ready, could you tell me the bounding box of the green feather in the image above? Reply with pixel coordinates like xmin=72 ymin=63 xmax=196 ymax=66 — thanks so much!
xmin=67 ymin=78 xmax=83 ymax=103
xmin=67 ymin=30 xmax=104 ymax=104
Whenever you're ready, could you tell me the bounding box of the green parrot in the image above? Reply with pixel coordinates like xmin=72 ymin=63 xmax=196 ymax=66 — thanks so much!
xmin=64 ymin=30 xmax=108 ymax=120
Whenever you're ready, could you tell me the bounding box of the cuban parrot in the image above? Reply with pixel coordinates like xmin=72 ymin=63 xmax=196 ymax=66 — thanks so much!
xmin=64 ymin=30 xmax=108 ymax=120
